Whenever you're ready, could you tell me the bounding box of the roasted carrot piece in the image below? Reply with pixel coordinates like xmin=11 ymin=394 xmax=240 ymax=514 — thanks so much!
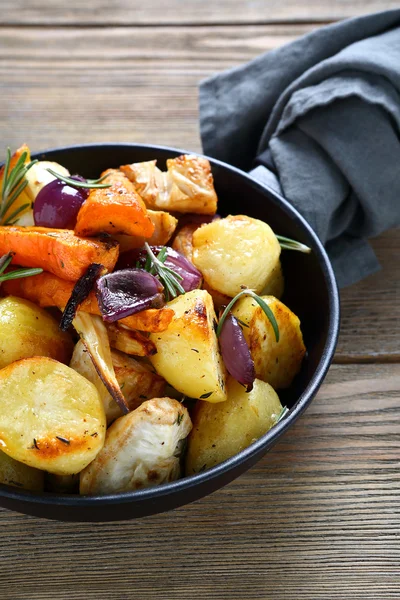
xmin=3 ymin=271 xmax=174 ymax=333
xmin=0 ymin=226 xmax=119 ymax=281
xmin=74 ymin=169 xmax=155 ymax=239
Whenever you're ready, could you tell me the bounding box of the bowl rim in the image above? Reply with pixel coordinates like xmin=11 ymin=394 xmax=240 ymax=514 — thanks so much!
xmin=0 ymin=142 xmax=340 ymax=508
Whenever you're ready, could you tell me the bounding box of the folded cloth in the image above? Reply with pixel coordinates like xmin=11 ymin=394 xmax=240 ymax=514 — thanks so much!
xmin=199 ymin=9 xmax=400 ymax=287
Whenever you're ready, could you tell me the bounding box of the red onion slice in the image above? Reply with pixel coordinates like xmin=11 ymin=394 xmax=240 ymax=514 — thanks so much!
xmin=96 ymin=269 xmax=164 ymax=322
xmin=118 ymin=245 xmax=202 ymax=292
xmin=219 ymin=313 xmax=255 ymax=390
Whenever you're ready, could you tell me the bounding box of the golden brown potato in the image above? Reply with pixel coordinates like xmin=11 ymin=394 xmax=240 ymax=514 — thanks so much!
xmin=0 ymin=357 xmax=106 ymax=475
xmin=150 ymin=289 xmax=227 ymax=403
xmin=0 ymin=449 xmax=44 ymax=491
xmin=70 ymin=340 xmax=165 ymax=424
xmin=0 ymin=296 xmax=73 ymax=369
xmin=259 ymin=261 xmax=284 ymax=299
xmin=172 ymin=222 xmax=197 ymax=261
xmin=80 ymin=397 xmax=192 ymax=494
xmin=121 ymin=155 xmax=218 ymax=215
xmin=186 ymin=377 xmax=283 ymax=474
xmin=107 ymin=323 xmax=157 ymax=357
xmin=192 ymin=215 xmax=281 ymax=297
xmin=232 ymin=295 xmax=306 ymax=389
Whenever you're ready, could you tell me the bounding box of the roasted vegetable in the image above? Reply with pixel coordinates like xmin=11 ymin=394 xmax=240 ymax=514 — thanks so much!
xmin=186 ymin=377 xmax=282 ymax=474
xmin=121 ymin=155 xmax=218 ymax=215
xmin=192 ymin=215 xmax=281 ymax=297
xmin=75 ymin=169 xmax=154 ymax=238
xmin=231 ymin=295 xmax=306 ymax=389
xmin=0 ymin=449 xmax=44 ymax=491
xmin=70 ymin=340 xmax=165 ymax=424
xmin=72 ymin=312 xmax=129 ymax=414
xmin=0 ymin=296 xmax=73 ymax=369
xmin=25 ymin=160 xmax=70 ymax=202
xmin=80 ymin=397 xmax=191 ymax=494
xmin=150 ymin=289 xmax=227 ymax=403
xmin=0 ymin=144 xmax=34 ymax=225
xmin=3 ymin=270 xmax=174 ymax=332
xmin=115 ymin=209 xmax=178 ymax=252
xmin=107 ymin=323 xmax=157 ymax=357
xmin=0 ymin=357 xmax=106 ymax=475
xmin=0 ymin=226 xmax=119 ymax=281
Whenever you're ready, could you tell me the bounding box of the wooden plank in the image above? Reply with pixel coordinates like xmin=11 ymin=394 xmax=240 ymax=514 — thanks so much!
xmin=1 ymin=363 xmax=399 ymax=599
xmin=336 ymin=228 xmax=400 ymax=362
xmin=0 ymin=25 xmax=312 ymax=154
xmin=1 ymin=26 xmax=399 ymax=360
xmin=1 ymin=0 xmax=398 ymax=25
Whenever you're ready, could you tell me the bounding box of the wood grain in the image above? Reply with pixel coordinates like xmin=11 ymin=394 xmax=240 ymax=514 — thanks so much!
xmin=1 ymin=0 xmax=398 ymax=25
xmin=1 ymin=26 xmax=399 ymax=361
xmin=1 ymin=363 xmax=399 ymax=599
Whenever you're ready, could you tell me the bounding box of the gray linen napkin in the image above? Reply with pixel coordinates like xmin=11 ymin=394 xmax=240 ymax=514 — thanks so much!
xmin=199 ymin=10 xmax=400 ymax=287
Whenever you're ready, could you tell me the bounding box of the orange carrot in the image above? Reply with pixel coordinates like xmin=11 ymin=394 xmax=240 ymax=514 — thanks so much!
xmin=0 ymin=226 xmax=119 ymax=281
xmin=3 ymin=271 xmax=174 ymax=333
xmin=74 ymin=169 xmax=155 ymax=239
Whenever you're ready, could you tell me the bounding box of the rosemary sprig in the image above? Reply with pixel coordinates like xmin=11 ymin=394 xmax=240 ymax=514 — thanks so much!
xmin=275 ymin=405 xmax=289 ymax=424
xmin=0 ymin=148 xmax=37 ymax=225
xmin=46 ymin=168 xmax=112 ymax=189
xmin=276 ymin=234 xmax=311 ymax=254
xmin=0 ymin=252 xmax=43 ymax=285
xmin=216 ymin=289 xmax=280 ymax=342
xmin=143 ymin=243 xmax=185 ymax=301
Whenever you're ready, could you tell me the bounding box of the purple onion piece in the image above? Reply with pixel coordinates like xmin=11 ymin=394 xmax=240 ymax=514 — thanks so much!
xmin=96 ymin=268 xmax=164 ymax=322
xmin=118 ymin=245 xmax=202 ymax=292
xmin=34 ymin=179 xmax=88 ymax=229
xmin=219 ymin=313 xmax=255 ymax=390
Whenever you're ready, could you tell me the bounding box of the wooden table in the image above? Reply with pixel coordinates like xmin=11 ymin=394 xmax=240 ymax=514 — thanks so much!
xmin=1 ymin=3 xmax=399 ymax=598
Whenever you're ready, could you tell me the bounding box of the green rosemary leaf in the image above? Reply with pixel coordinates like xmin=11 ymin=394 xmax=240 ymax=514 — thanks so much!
xmin=0 ymin=267 xmax=43 ymax=283
xmin=216 ymin=289 xmax=280 ymax=342
xmin=0 ymin=252 xmax=14 ymax=275
xmin=4 ymin=202 xmax=31 ymax=225
xmin=0 ymin=148 xmax=37 ymax=224
xmin=276 ymin=234 xmax=311 ymax=254
xmin=46 ymin=168 xmax=112 ymax=189
xmin=143 ymin=243 xmax=185 ymax=301
xmin=275 ymin=405 xmax=289 ymax=423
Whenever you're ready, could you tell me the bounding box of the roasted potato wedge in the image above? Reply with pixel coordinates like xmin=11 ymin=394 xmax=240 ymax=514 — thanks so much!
xmin=0 ymin=296 xmax=73 ymax=369
xmin=107 ymin=323 xmax=157 ymax=357
xmin=232 ymin=295 xmax=306 ymax=389
xmin=150 ymin=289 xmax=227 ymax=403
xmin=80 ymin=397 xmax=192 ymax=494
xmin=192 ymin=215 xmax=281 ymax=297
xmin=121 ymin=155 xmax=218 ymax=215
xmin=0 ymin=449 xmax=44 ymax=491
xmin=0 ymin=357 xmax=106 ymax=475
xmin=259 ymin=261 xmax=284 ymax=299
xmin=186 ymin=377 xmax=282 ymax=474
xmin=70 ymin=340 xmax=165 ymax=424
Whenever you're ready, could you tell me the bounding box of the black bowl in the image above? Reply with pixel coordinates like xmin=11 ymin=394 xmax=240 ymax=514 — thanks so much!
xmin=0 ymin=143 xmax=340 ymax=521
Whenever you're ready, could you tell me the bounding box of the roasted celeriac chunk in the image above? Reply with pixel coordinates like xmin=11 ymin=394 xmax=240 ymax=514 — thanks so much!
xmin=70 ymin=340 xmax=165 ymax=424
xmin=0 ymin=296 xmax=73 ymax=369
xmin=0 ymin=449 xmax=44 ymax=491
xmin=0 ymin=357 xmax=106 ymax=475
xmin=192 ymin=215 xmax=281 ymax=297
xmin=186 ymin=377 xmax=283 ymax=474
xmin=106 ymin=323 xmax=157 ymax=357
xmin=121 ymin=155 xmax=218 ymax=215
xmin=149 ymin=289 xmax=227 ymax=403
xmin=231 ymin=295 xmax=306 ymax=389
xmin=80 ymin=397 xmax=192 ymax=494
